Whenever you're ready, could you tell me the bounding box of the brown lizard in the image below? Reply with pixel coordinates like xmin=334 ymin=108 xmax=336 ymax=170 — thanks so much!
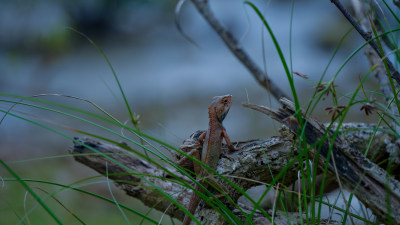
xmin=177 ymin=95 xmax=239 ymax=225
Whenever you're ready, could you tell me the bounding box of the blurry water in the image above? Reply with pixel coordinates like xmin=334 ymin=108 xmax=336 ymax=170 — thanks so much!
xmin=0 ymin=0 xmax=368 ymax=148
xmin=0 ymin=1 xmax=371 ymax=224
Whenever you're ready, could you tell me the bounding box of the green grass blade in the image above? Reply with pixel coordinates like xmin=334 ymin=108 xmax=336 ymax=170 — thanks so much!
xmin=105 ymin=163 xmax=131 ymax=225
xmin=2 ymin=178 xmax=159 ymax=224
xmin=244 ymin=1 xmax=300 ymax=112
xmin=68 ymin=28 xmax=137 ymax=130
xmin=0 ymin=94 xmax=175 ymax=158
xmin=370 ymin=16 xmax=400 ymax=115
xmin=0 ymin=108 xmax=197 ymax=222
xmin=0 ymin=160 xmax=64 ymax=224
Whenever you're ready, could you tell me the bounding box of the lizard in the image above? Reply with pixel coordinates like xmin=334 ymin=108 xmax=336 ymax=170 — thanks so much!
xmin=176 ymin=95 xmax=239 ymax=225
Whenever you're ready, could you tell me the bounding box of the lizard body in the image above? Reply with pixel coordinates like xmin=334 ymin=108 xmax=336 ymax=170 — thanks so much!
xmin=182 ymin=95 xmax=238 ymax=225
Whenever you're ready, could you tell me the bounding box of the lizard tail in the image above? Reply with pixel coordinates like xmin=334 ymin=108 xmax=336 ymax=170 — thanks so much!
xmin=182 ymin=187 xmax=202 ymax=225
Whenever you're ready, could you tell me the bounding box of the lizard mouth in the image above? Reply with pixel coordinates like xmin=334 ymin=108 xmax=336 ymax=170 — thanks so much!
xmin=217 ymin=108 xmax=229 ymax=123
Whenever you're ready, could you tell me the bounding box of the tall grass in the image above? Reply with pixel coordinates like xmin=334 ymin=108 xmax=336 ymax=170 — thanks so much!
xmin=244 ymin=1 xmax=400 ymax=225
xmin=1 ymin=1 xmax=399 ymax=225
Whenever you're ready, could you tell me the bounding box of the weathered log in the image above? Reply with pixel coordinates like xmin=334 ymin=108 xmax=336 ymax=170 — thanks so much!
xmin=71 ymin=134 xmax=332 ymax=224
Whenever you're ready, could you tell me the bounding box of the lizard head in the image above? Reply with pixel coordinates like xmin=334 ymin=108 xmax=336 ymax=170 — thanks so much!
xmin=209 ymin=95 xmax=233 ymax=123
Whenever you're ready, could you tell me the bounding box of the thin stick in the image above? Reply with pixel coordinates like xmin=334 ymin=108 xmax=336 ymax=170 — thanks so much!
xmin=190 ymin=0 xmax=289 ymax=101
xmin=330 ymin=0 xmax=400 ymax=86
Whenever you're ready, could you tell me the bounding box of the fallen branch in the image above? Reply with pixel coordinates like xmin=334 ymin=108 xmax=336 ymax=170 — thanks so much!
xmin=70 ymin=134 xmax=317 ymax=224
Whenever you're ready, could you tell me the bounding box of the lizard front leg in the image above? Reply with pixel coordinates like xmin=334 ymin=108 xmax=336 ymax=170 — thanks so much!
xmin=222 ymin=128 xmax=239 ymax=152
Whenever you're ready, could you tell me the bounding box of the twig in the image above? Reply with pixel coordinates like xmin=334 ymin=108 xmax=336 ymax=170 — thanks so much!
xmin=175 ymin=0 xmax=199 ymax=47
xmin=330 ymin=0 xmax=400 ymax=86
xmin=349 ymin=0 xmax=400 ymax=137
xmin=189 ymin=0 xmax=289 ymax=101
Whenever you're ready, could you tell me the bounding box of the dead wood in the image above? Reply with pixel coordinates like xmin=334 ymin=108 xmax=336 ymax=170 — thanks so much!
xmin=70 ymin=135 xmax=303 ymax=224
xmin=70 ymin=133 xmax=342 ymax=224
xmin=243 ymin=98 xmax=400 ymax=224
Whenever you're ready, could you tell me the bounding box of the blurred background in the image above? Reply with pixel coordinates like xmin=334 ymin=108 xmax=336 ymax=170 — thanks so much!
xmin=0 ymin=0 xmax=375 ymax=224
